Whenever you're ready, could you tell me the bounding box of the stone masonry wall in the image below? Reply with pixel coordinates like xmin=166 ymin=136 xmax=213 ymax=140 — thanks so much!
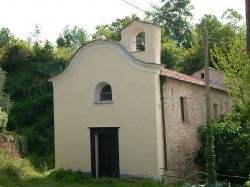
xmin=0 ymin=133 xmax=20 ymax=155
xmin=162 ymin=78 xmax=232 ymax=178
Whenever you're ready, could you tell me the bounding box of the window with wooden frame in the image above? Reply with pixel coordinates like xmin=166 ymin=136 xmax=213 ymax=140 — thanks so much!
xmin=180 ymin=97 xmax=189 ymax=123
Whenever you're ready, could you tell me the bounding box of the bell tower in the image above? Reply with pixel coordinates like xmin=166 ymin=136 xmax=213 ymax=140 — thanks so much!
xmin=120 ymin=21 xmax=161 ymax=64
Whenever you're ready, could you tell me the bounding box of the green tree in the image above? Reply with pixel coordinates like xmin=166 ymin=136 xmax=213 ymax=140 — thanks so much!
xmin=32 ymin=40 xmax=55 ymax=62
xmin=183 ymin=10 xmax=245 ymax=75
xmin=176 ymin=32 xmax=204 ymax=74
xmin=211 ymin=38 xmax=250 ymax=106
xmin=0 ymin=41 xmax=32 ymax=72
xmin=56 ymin=26 xmax=88 ymax=50
xmin=193 ymin=14 xmax=225 ymax=71
xmin=197 ymin=103 xmax=250 ymax=184
xmin=195 ymin=14 xmax=223 ymax=45
xmin=92 ymin=25 xmax=113 ymax=40
xmin=0 ymin=38 xmax=66 ymax=158
xmin=222 ymin=8 xmax=244 ymax=29
xmin=27 ymin=25 xmax=42 ymax=46
xmin=160 ymin=36 xmax=184 ymax=70
xmin=92 ymin=14 xmax=140 ymax=41
xmin=195 ymin=10 xmax=244 ymax=48
xmin=149 ymin=0 xmax=193 ymax=48
xmin=0 ymin=27 xmax=13 ymax=47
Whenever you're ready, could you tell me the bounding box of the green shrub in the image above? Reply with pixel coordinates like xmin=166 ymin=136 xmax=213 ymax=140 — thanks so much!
xmin=0 ymin=152 xmax=184 ymax=187
xmin=196 ymin=103 xmax=250 ymax=184
xmin=0 ymin=107 xmax=8 ymax=131
xmin=245 ymin=175 xmax=250 ymax=187
xmin=28 ymin=154 xmax=54 ymax=171
xmin=0 ymin=151 xmax=36 ymax=181
xmin=50 ymin=169 xmax=85 ymax=183
xmin=16 ymin=134 xmax=28 ymax=155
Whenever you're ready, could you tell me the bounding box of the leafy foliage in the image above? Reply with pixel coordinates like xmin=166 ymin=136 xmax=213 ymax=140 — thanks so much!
xmin=211 ymin=38 xmax=250 ymax=106
xmin=0 ymin=151 xmax=181 ymax=187
xmin=0 ymin=150 xmax=39 ymax=185
xmin=0 ymin=67 xmax=11 ymax=113
xmin=160 ymin=31 xmax=203 ymax=74
xmin=149 ymin=0 xmax=193 ymax=48
xmin=0 ymin=108 xmax=8 ymax=131
xmin=0 ymin=28 xmax=13 ymax=47
xmin=205 ymin=124 xmax=216 ymax=186
xmin=92 ymin=14 xmax=140 ymax=41
xmin=193 ymin=10 xmax=245 ymax=71
xmin=56 ymin=25 xmax=88 ymax=50
xmin=161 ymin=36 xmax=184 ymax=69
xmin=246 ymin=175 xmax=250 ymax=187
xmin=197 ymin=103 xmax=250 ymax=184
xmin=0 ymin=40 xmax=67 ymax=157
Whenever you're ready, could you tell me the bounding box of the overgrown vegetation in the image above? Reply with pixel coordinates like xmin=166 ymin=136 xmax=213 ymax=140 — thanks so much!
xmin=205 ymin=123 xmax=216 ymax=186
xmin=0 ymin=150 xmax=183 ymax=187
xmin=0 ymin=67 xmax=11 ymax=113
xmin=0 ymin=107 xmax=8 ymax=131
xmin=212 ymin=38 xmax=250 ymax=106
xmin=0 ymin=150 xmax=40 ymax=186
xmin=197 ymin=19 xmax=250 ymax=185
xmin=197 ymin=103 xmax=250 ymax=184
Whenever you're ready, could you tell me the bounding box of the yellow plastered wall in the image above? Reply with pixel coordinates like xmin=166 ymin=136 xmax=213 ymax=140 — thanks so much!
xmin=51 ymin=41 xmax=164 ymax=178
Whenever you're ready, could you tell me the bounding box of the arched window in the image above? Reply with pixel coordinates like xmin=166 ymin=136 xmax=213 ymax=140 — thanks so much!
xmin=136 ymin=31 xmax=145 ymax=51
xmin=95 ymin=82 xmax=112 ymax=103
xmin=100 ymin=84 xmax=112 ymax=101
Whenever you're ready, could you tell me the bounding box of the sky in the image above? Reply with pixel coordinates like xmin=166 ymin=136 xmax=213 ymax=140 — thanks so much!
xmin=0 ymin=0 xmax=245 ymax=43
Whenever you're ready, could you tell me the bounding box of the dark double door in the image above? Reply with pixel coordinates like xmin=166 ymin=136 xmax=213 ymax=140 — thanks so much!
xmin=90 ymin=128 xmax=119 ymax=178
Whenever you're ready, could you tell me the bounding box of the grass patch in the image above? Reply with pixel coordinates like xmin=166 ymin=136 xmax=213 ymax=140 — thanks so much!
xmin=0 ymin=150 xmax=41 ymax=186
xmin=0 ymin=150 xmax=185 ymax=187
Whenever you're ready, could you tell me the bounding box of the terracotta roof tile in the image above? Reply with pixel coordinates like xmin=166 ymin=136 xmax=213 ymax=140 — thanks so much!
xmin=160 ymin=68 xmax=227 ymax=92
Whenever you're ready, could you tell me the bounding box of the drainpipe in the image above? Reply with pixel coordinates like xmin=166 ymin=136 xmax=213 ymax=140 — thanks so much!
xmin=159 ymin=75 xmax=168 ymax=171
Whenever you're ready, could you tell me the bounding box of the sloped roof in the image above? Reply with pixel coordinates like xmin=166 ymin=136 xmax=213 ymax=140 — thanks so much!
xmin=191 ymin=66 xmax=222 ymax=75
xmin=161 ymin=68 xmax=227 ymax=92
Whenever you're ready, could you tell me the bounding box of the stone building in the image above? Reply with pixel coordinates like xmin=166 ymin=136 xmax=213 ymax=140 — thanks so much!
xmin=49 ymin=21 xmax=232 ymax=179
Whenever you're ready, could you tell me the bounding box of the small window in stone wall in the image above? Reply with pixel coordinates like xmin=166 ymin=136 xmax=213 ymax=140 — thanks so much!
xmin=226 ymin=100 xmax=229 ymax=112
xmin=180 ymin=97 xmax=189 ymax=123
xmin=201 ymin=73 xmax=205 ymax=79
xmin=213 ymin=103 xmax=219 ymax=120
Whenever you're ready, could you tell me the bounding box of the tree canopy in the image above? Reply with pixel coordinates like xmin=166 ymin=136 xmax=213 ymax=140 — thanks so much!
xmin=0 ymin=28 xmax=13 ymax=48
xmin=56 ymin=26 xmax=88 ymax=50
xmin=92 ymin=14 xmax=140 ymax=41
xmin=148 ymin=0 xmax=193 ymax=48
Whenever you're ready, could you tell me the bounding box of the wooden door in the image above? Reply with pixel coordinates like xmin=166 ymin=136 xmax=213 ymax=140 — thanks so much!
xmin=98 ymin=133 xmax=119 ymax=177
xmin=90 ymin=128 xmax=119 ymax=178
